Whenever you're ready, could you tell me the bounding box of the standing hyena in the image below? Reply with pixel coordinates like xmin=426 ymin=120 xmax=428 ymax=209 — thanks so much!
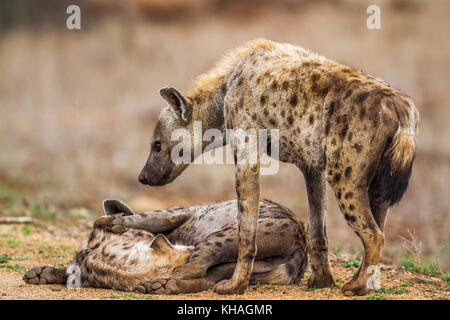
xmin=138 ymin=39 xmax=419 ymax=295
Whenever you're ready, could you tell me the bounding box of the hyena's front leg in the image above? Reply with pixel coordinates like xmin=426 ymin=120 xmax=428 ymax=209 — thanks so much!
xmin=102 ymin=199 xmax=191 ymax=234
xmin=214 ymin=161 xmax=260 ymax=294
xmin=303 ymin=169 xmax=335 ymax=288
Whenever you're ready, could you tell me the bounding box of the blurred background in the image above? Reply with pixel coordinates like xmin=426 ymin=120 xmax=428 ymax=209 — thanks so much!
xmin=0 ymin=0 xmax=449 ymax=270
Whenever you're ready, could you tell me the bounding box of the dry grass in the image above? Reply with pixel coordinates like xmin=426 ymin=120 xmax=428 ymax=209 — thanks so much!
xmin=0 ymin=0 xmax=449 ymax=276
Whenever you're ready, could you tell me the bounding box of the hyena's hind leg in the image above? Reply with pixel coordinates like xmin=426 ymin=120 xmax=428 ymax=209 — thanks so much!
xmin=327 ymin=144 xmax=387 ymax=296
xmin=23 ymin=266 xmax=68 ymax=285
xmin=303 ymin=169 xmax=335 ymax=288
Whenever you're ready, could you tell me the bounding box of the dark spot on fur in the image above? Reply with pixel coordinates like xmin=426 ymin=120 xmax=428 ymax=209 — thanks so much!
xmin=265 ymin=222 xmax=274 ymax=227
xmin=238 ymin=97 xmax=244 ymax=109
xmin=215 ymin=241 xmax=223 ymax=247
xmin=349 ymin=204 xmax=355 ymax=211
xmin=345 ymin=192 xmax=353 ymax=199
xmin=271 ymin=80 xmax=278 ymax=90
xmin=355 ymin=91 xmax=369 ymax=104
xmin=345 ymin=166 xmax=352 ymax=178
xmin=347 ymin=131 xmax=353 ymax=141
xmin=331 ymin=138 xmax=336 ymax=145
xmin=328 ymin=170 xmax=333 ymax=176
xmin=344 ymin=213 xmax=356 ymax=223
xmin=282 ymin=223 xmax=289 ymax=229
xmin=334 ymin=173 xmax=341 ymax=183
xmin=308 ymin=115 xmax=314 ymax=125
xmin=260 ymin=95 xmax=267 ymax=105
xmin=289 ymin=94 xmax=298 ymax=107
xmin=281 ymin=110 xmax=286 ymax=118
xmin=225 ymin=238 xmax=233 ymax=243
xmin=282 ymin=81 xmax=289 ymax=90
xmin=344 ymin=89 xmax=353 ymax=99
xmin=340 ymin=123 xmax=349 ymax=140
xmin=359 ymin=105 xmax=366 ymax=119
xmin=337 ymin=190 xmax=342 ymax=199
xmin=287 ymin=116 xmax=294 ymax=125
xmin=269 ymin=118 xmax=277 ymax=126
xmin=325 ymin=121 xmax=331 ymax=136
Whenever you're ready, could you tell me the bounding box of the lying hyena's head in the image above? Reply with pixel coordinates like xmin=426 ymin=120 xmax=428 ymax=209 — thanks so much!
xmin=149 ymin=234 xmax=194 ymax=273
xmin=138 ymin=86 xmax=194 ymax=186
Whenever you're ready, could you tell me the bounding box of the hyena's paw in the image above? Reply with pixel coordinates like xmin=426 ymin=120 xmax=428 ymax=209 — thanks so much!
xmin=93 ymin=214 xmax=126 ymax=234
xmin=23 ymin=266 xmax=66 ymax=285
xmin=307 ymin=268 xmax=335 ymax=289
xmin=342 ymin=277 xmax=369 ymax=296
xmin=138 ymin=278 xmax=214 ymax=295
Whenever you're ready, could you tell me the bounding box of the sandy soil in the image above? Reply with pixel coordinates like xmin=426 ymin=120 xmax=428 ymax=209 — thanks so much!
xmin=0 ymin=220 xmax=448 ymax=300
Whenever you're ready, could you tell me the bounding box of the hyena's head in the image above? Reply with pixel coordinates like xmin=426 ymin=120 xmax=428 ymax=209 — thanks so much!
xmin=150 ymin=234 xmax=194 ymax=272
xmin=138 ymin=86 xmax=194 ymax=186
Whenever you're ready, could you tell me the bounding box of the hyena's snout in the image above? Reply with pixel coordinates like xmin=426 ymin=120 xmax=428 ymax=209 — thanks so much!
xmin=138 ymin=168 xmax=148 ymax=185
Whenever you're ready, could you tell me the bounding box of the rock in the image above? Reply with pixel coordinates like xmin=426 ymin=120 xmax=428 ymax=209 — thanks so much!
xmin=51 ymin=286 xmax=61 ymax=291
xmin=411 ymin=276 xmax=440 ymax=285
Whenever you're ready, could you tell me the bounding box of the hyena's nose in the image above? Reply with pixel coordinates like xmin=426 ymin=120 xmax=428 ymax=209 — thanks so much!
xmin=138 ymin=171 xmax=147 ymax=184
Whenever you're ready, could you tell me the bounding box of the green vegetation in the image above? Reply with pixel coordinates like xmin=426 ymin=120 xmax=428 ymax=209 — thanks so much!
xmin=106 ymin=292 xmax=156 ymax=300
xmin=0 ymin=239 xmax=21 ymax=247
xmin=342 ymin=257 xmax=360 ymax=268
xmin=401 ymin=254 xmax=443 ymax=277
xmin=442 ymin=273 xmax=450 ymax=283
xmin=365 ymin=294 xmax=389 ymax=300
xmin=22 ymin=225 xmax=32 ymax=235
xmin=401 ymin=281 xmax=414 ymax=287
xmin=31 ymin=201 xmax=55 ymax=220
xmin=0 ymin=264 xmax=26 ymax=273
xmin=375 ymin=287 xmax=406 ymax=295
xmin=254 ymin=283 xmax=276 ymax=290
xmin=0 ymin=254 xmax=12 ymax=263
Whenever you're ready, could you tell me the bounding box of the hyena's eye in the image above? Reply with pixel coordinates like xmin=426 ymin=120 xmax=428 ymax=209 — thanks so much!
xmin=152 ymin=141 xmax=162 ymax=152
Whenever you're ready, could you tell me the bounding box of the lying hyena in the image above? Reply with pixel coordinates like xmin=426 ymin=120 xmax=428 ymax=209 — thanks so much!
xmin=23 ymin=199 xmax=308 ymax=294
xmin=137 ymin=39 xmax=419 ymax=295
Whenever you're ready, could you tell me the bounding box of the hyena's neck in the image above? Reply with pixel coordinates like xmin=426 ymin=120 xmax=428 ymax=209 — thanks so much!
xmin=187 ymin=80 xmax=227 ymax=148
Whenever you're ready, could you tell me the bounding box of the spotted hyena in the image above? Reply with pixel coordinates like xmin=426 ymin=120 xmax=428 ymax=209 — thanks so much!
xmin=23 ymin=199 xmax=308 ymax=294
xmin=137 ymin=39 xmax=419 ymax=295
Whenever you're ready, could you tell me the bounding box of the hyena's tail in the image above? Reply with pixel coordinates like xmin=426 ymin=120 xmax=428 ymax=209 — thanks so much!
xmin=249 ymin=245 xmax=308 ymax=285
xmin=369 ymin=101 xmax=418 ymax=211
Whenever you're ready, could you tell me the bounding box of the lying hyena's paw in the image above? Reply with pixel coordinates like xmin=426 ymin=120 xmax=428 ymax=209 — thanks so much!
xmin=139 ymin=278 xmax=214 ymax=295
xmin=93 ymin=214 xmax=126 ymax=234
xmin=23 ymin=266 xmax=66 ymax=285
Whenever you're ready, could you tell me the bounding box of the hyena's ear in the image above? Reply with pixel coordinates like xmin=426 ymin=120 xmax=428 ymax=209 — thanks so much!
xmin=102 ymin=199 xmax=135 ymax=216
xmin=159 ymin=86 xmax=192 ymax=122
xmin=150 ymin=234 xmax=174 ymax=254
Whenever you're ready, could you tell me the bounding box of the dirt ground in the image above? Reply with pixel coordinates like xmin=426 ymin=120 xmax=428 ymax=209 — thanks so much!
xmin=0 ymin=219 xmax=448 ymax=300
